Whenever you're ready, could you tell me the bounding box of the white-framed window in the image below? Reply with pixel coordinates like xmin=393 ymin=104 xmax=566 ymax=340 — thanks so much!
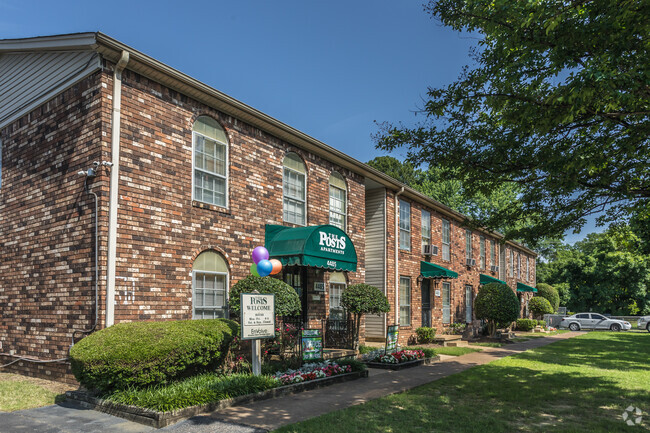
xmin=442 ymin=219 xmax=451 ymax=261
xmin=192 ymin=250 xmax=229 ymax=319
xmin=442 ymin=282 xmax=451 ymax=324
xmin=517 ymin=253 xmax=521 ymax=279
xmin=399 ymin=276 xmax=411 ymax=326
xmin=283 ymin=153 xmax=306 ymax=225
xmin=499 ymin=245 xmax=506 ymax=280
xmin=509 ymin=249 xmax=514 ymax=277
xmin=465 ymin=229 xmax=472 ymax=262
xmin=329 ymin=172 xmax=347 ymax=231
xmin=399 ymin=200 xmax=411 ymax=251
xmin=421 ymin=209 xmax=431 ymax=251
xmin=490 ymin=240 xmax=495 ymax=268
xmin=480 ymin=236 xmax=486 ymax=270
xmin=192 ymin=116 xmax=228 ymax=207
xmin=329 ymin=272 xmax=346 ymax=321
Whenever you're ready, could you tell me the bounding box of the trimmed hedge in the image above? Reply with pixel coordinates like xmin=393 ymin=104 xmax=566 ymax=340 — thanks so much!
xmin=475 ymin=283 xmax=520 ymax=336
xmin=229 ymin=275 xmax=301 ymax=317
xmin=536 ymin=283 xmax=560 ymax=312
xmin=70 ymin=319 xmax=239 ymax=392
xmin=415 ymin=327 xmax=437 ymax=343
xmin=516 ymin=319 xmax=536 ymax=331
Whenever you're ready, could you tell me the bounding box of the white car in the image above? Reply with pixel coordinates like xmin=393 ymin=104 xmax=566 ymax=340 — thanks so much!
xmin=560 ymin=313 xmax=632 ymax=331
xmin=638 ymin=316 xmax=650 ymax=332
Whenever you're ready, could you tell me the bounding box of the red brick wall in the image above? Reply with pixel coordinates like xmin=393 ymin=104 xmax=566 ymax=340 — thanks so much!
xmin=0 ymin=72 xmax=109 ymax=382
xmin=109 ymin=66 xmax=365 ymax=324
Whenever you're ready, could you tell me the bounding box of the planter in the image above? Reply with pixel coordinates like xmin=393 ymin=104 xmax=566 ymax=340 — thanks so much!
xmin=365 ymin=356 xmax=440 ymax=370
xmin=66 ymin=370 xmax=368 ymax=428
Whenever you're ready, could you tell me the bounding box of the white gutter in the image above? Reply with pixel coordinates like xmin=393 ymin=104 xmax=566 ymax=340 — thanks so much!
xmin=394 ymin=187 xmax=405 ymax=326
xmin=105 ymin=50 xmax=129 ymax=327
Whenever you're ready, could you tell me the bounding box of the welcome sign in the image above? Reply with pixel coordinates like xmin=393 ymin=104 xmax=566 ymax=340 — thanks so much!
xmin=240 ymin=293 xmax=276 ymax=340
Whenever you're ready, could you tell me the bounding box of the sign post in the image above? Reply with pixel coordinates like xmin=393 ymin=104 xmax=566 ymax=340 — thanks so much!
xmin=240 ymin=291 xmax=275 ymax=376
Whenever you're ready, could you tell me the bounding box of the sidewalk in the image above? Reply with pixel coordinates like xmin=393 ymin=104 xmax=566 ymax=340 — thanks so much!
xmin=0 ymin=332 xmax=580 ymax=433
xmin=206 ymin=331 xmax=581 ymax=431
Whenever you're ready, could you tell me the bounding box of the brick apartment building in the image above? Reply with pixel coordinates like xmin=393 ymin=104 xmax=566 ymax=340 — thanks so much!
xmin=0 ymin=33 xmax=537 ymax=381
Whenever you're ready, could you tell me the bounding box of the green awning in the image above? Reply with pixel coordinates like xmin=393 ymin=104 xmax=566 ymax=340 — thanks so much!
xmin=420 ymin=261 xmax=458 ymax=279
xmin=265 ymin=224 xmax=357 ymax=272
xmin=480 ymin=274 xmax=507 ymax=286
xmin=516 ymin=282 xmax=538 ymax=293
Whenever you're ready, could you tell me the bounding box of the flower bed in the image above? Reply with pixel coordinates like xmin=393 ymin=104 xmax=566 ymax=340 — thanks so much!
xmin=374 ymin=349 xmax=425 ymax=364
xmin=364 ymin=349 xmax=439 ymax=370
xmin=274 ymin=360 xmax=353 ymax=385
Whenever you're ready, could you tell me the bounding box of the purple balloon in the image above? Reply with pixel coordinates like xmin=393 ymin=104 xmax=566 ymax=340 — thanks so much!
xmin=251 ymin=246 xmax=270 ymax=264
xmin=257 ymin=259 xmax=273 ymax=277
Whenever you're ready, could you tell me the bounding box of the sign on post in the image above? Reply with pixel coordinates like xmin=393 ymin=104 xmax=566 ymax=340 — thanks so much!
xmin=301 ymin=329 xmax=323 ymax=361
xmin=240 ymin=292 xmax=275 ymax=376
xmin=385 ymin=324 xmax=399 ymax=354
xmin=240 ymin=293 xmax=276 ymax=340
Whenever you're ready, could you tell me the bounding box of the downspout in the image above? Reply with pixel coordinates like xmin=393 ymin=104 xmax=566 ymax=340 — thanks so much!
xmin=394 ymin=187 xmax=404 ymax=326
xmin=105 ymin=51 xmax=129 ymax=327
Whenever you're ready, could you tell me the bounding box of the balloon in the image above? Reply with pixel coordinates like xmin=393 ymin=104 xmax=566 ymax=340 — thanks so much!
xmin=270 ymin=259 xmax=283 ymax=275
xmin=250 ymin=263 xmax=260 ymax=277
xmin=251 ymin=246 xmax=269 ymax=264
xmin=257 ymin=259 xmax=273 ymax=277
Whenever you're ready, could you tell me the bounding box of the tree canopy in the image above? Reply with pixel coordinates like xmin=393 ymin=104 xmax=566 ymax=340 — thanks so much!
xmin=376 ymin=0 xmax=650 ymax=247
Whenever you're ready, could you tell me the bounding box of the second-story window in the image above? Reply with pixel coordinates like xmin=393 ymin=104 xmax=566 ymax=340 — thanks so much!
xmin=465 ymin=229 xmax=472 ymax=262
xmin=421 ymin=209 xmax=431 ymax=252
xmin=526 ymin=256 xmax=530 ymax=281
xmin=480 ymin=236 xmax=486 ymax=269
xmin=442 ymin=219 xmax=451 ymax=261
xmin=283 ymin=153 xmax=306 ymax=225
xmin=490 ymin=240 xmax=495 ymax=268
xmin=517 ymin=253 xmax=521 ymax=279
xmin=193 ymin=116 xmax=228 ymax=207
xmin=399 ymin=200 xmax=411 ymax=251
xmin=509 ymin=249 xmax=514 ymax=277
xmin=329 ymin=172 xmax=347 ymax=230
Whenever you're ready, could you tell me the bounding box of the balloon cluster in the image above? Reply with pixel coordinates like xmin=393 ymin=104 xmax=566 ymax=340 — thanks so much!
xmin=250 ymin=246 xmax=282 ymax=277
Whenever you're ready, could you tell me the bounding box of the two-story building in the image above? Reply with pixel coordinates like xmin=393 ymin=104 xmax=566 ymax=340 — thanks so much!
xmin=0 ymin=32 xmax=537 ymax=381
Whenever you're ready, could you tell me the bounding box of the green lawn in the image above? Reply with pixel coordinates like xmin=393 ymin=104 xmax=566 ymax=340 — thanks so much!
xmin=431 ymin=346 xmax=482 ymax=356
xmin=0 ymin=374 xmax=69 ymax=411
xmin=275 ymin=332 xmax=650 ymax=433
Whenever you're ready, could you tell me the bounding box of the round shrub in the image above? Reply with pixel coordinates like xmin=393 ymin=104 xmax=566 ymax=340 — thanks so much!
xmin=529 ymin=296 xmax=554 ymax=319
xmin=70 ymin=319 xmax=238 ymax=392
xmin=536 ymin=283 xmax=560 ymax=312
xmin=229 ymin=275 xmax=301 ymax=317
xmin=342 ymin=284 xmax=390 ymax=350
xmin=475 ymin=283 xmax=520 ymax=336
xmin=416 ymin=327 xmax=436 ymax=343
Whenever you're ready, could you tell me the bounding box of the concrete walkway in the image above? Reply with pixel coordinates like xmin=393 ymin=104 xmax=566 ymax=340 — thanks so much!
xmin=0 ymin=332 xmax=580 ymax=433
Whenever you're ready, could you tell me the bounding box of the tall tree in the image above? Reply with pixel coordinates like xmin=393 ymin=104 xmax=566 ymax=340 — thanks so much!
xmin=376 ymin=0 xmax=650 ymax=247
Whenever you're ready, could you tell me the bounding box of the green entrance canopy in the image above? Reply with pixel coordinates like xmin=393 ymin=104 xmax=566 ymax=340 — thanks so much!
xmin=480 ymin=274 xmax=507 ymax=286
xmin=265 ymin=224 xmax=357 ymax=272
xmin=516 ymin=282 xmax=538 ymax=293
xmin=420 ymin=261 xmax=458 ymax=279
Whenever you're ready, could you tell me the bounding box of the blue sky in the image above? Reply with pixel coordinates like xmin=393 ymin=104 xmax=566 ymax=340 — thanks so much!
xmin=1 ymin=0 xmax=600 ymax=243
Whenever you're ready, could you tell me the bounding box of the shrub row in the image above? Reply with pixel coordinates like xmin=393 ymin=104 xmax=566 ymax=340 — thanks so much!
xmin=70 ymin=319 xmax=239 ymax=392
xmin=415 ymin=326 xmax=436 ymax=343
xmin=516 ymin=319 xmax=547 ymax=331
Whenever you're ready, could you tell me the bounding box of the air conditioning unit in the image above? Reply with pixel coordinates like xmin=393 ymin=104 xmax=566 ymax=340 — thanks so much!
xmin=422 ymin=244 xmax=439 ymax=256
xmin=466 ymin=258 xmax=476 ymax=267
xmin=490 ymin=265 xmax=499 ymax=273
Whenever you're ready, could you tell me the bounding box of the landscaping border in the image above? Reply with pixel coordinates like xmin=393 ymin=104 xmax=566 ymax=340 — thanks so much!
xmin=65 ymin=369 xmax=368 ymax=428
xmin=365 ymin=356 xmax=440 ymax=370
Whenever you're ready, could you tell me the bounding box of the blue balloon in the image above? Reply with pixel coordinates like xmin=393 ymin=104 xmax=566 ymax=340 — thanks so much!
xmin=257 ymin=259 xmax=273 ymax=277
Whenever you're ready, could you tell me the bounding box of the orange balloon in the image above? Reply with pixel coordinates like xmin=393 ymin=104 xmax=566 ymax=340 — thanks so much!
xmin=270 ymin=259 xmax=283 ymax=275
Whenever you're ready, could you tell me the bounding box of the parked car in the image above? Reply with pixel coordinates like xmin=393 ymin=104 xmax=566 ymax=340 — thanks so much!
xmin=560 ymin=313 xmax=632 ymax=331
xmin=638 ymin=316 xmax=650 ymax=332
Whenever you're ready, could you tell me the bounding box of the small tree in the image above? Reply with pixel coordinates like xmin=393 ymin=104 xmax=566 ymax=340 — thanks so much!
xmin=475 ymin=283 xmax=519 ymax=337
xmin=229 ymin=275 xmax=301 ymax=317
xmin=341 ymin=284 xmax=390 ymax=350
xmin=536 ymin=283 xmax=560 ymax=313
xmin=529 ymin=297 xmax=554 ymax=320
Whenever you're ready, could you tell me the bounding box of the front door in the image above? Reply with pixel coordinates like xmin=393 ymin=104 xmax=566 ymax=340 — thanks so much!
xmin=465 ymin=285 xmax=473 ymax=323
xmin=283 ymin=266 xmax=307 ymax=324
xmin=421 ymin=279 xmax=431 ymax=327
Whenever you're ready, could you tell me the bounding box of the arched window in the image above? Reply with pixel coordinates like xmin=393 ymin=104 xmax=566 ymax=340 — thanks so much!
xmin=193 ymin=116 xmax=228 ymax=207
xmin=329 ymin=172 xmax=347 ymax=231
xmin=193 ymin=250 xmax=228 ymax=319
xmin=283 ymin=152 xmax=306 ymax=225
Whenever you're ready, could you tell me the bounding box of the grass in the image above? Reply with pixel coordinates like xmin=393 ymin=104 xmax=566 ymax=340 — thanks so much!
xmin=0 ymin=373 xmax=72 ymax=412
xmin=511 ymin=329 xmax=568 ymax=342
xmin=431 ymin=346 xmax=483 ymax=356
xmin=472 ymin=342 xmax=505 ymax=348
xmin=275 ymin=332 xmax=650 ymax=433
